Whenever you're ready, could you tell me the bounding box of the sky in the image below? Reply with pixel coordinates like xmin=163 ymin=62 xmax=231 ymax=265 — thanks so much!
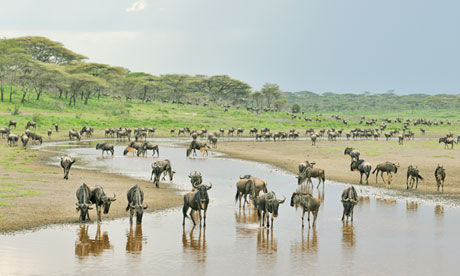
xmin=1 ymin=0 xmax=459 ymax=94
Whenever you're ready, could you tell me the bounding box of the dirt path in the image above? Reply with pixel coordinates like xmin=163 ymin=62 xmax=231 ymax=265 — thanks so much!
xmin=0 ymin=149 xmax=181 ymax=232
xmin=215 ymin=139 xmax=460 ymax=195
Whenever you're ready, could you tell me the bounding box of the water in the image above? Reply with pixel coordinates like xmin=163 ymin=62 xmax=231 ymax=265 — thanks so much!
xmin=0 ymin=139 xmax=458 ymax=276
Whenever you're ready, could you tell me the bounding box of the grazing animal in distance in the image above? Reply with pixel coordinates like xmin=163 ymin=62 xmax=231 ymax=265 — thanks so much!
xmin=7 ymin=133 xmax=18 ymax=146
xmin=254 ymin=191 xmax=285 ymax=229
xmin=123 ymin=146 xmax=137 ymax=156
xmin=96 ymin=143 xmax=114 ymax=156
xmin=90 ymin=185 xmax=116 ymax=222
xmin=126 ymin=184 xmax=148 ymax=224
xmin=344 ymin=147 xmax=360 ymax=161
xmin=20 ymin=134 xmax=29 ymax=147
xmin=25 ymin=121 xmax=37 ymax=129
xmin=434 ymin=164 xmax=446 ymax=192
xmin=8 ymin=120 xmax=16 ymax=129
xmin=372 ymin=162 xmax=399 ymax=185
xmin=398 ymin=135 xmax=404 ymax=145
xmin=310 ymin=135 xmax=317 ymax=146
xmin=76 ymin=183 xmax=93 ymax=222
xmin=290 ymin=192 xmax=321 ymax=228
xmin=69 ymin=130 xmax=81 ymax=141
xmin=341 ymin=186 xmax=358 ymax=222
xmin=182 ymin=183 xmax=212 ymax=227
xmin=406 ymin=165 xmax=423 ymax=189
xmin=439 ymin=137 xmax=456 ymax=149
xmin=150 ymin=159 xmax=175 ymax=188
xmin=60 ymin=156 xmax=76 ymax=180
xmin=186 ymin=141 xmax=211 ymax=157
xmin=350 ymin=159 xmax=372 ymax=185
xmin=47 ymin=129 xmax=52 ymax=137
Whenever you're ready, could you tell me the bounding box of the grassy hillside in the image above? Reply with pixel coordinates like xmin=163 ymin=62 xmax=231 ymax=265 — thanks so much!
xmin=0 ymin=91 xmax=458 ymax=137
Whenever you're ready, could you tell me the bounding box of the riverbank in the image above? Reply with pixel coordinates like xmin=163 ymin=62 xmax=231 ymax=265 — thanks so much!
xmin=215 ymin=139 xmax=460 ymax=196
xmin=0 ymin=145 xmax=182 ymax=232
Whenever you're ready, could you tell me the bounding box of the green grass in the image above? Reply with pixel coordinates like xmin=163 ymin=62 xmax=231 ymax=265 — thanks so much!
xmin=0 ymin=201 xmax=11 ymax=207
xmin=0 ymin=182 xmax=23 ymax=186
xmin=432 ymin=155 xmax=455 ymax=159
xmin=0 ymin=188 xmax=42 ymax=198
xmin=24 ymin=178 xmax=40 ymax=181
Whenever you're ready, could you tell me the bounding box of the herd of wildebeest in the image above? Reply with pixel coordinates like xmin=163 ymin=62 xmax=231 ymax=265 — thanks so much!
xmin=0 ymin=116 xmax=456 ymax=229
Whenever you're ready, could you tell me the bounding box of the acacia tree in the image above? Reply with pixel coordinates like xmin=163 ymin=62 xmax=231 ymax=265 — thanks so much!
xmin=31 ymin=63 xmax=66 ymax=100
xmin=160 ymin=74 xmax=190 ymax=102
xmin=66 ymin=73 xmax=105 ymax=106
xmin=251 ymin=91 xmax=264 ymax=108
xmin=0 ymin=39 xmax=29 ymax=102
xmin=261 ymin=83 xmax=282 ymax=108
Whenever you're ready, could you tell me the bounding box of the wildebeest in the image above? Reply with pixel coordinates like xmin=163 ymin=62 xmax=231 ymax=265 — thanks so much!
xmin=350 ymin=159 xmax=372 ymax=184
xmin=8 ymin=120 xmax=16 ymax=129
xmin=25 ymin=121 xmax=36 ymax=129
xmin=123 ymin=146 xmax=137 ymax=156
xmin=341 ymin=186 xmax=358 ymax=222
xmin=47 ymin=129 xmax=52 ymax=137
xmin=20 ymin=134 xmax=29 ymax=147
xmin=0 ymin=127 xmax=10 ymax=138
xmin=60 ymin=155 xmax=76 ymax=179
xmin=189 ymin=171 xmax=203 ymax=188
xmin=237 ymin=175 xmax=268 ymax=200
xmin=7 ymin=133 xmax=18 ymax=146
xmin=126 ymin=184 xmax=148 ymax=224
xmin=54 ymin=123 xmax=59 ymax=132
xmin=254 ymin=191 xmax=285 ymax=229
xmin=398 ymin=134 xmax=404 ymax=145
xmin=139 ymin=142 xmax=159 ymax=157
xmin=150 ymin=159 xmax=174 ymax=188
xmin=434 ymin=164 xmax=446 ymax=192
xmin=182 ymin=183 xmax=212 ymax=227
xmin=208 ymin=135 xmax=218 ymax=148
xmin=439 ymin=137 xmax=456 ymax=149
xmin=297 ymin=164 xmax=325 ymax=189
xmin=96 ymin=143 xmax=114 ymax=156
xmin=90 ymin=185 xmax=116 ymax=222
xmin=372 ymin=162 xmax=399 ymax=185
xmin=344 ymin=147 xmax=360 ymax=161
xmin=310 ymin=134 xmax=317 ymax=146
xmin=186 ymin=141 xmax=211 ymax=157
xmin=290 ymin=192 xmax=321 ymax=228
xmin=69 ymin=130 xmax=81 ymax=141
xmin=406 ymin=165 xmax=423 ymax=189
xmin=76 ymin=183 xmax=93 ymax=222
xmin=27 ymin=132 xmax=43 ymax=145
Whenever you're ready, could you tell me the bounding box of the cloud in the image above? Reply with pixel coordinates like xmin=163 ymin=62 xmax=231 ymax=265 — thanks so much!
xmin=126 ymin=0 xmax=147 ymax=12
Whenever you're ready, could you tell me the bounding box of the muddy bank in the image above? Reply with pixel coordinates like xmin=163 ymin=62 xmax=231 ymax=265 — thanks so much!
xmin=215 ymin=139 xmax=460 ymax=195
xmin=0 ymin=150 xmax=182 ymax=232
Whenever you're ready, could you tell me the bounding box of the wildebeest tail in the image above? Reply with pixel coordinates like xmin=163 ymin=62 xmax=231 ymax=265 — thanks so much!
xmin=125 ymin=204 xmax=130 ymax=212
xmin=418 ymin=174 xmax=424 ymax=180
xmin=235 ymin=190 xmax=239 ymax=203
xmin=372 ymin=168 xmax=377 ymax=174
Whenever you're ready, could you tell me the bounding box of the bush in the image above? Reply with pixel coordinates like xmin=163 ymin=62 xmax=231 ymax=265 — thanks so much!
xmin=292 ymin=103 xmax=300 ymax=113
xmin=11 ymin=105 xmax=20 ymax=115
xmin=32 ymin=113 xmax=41 ymax=123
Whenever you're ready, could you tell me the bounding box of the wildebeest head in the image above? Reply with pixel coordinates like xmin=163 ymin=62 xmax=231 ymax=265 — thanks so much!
xmin=290 ymin=192 xmax=299 ymax=207
xmin=102 ymin=193 xmax=116 ymax=214
xmin=194 ymin=183 xmax=212 ymax=209
xmin=239 ymin=175 xmax=251 ymax=179
xmin=76 ymin=202 xmax=93 ymax=221
xmin=189 ymin=171 xmax=202 ymax=186
xmin=96 ymin=143 xmax=104 ymax=150
xmin=268 ymin=196 xmax=286 ymax=217
xmin=130 ymin=202 xmax=148 ymax=224
xmin=344 ymin=147 xmax=352 ymax=155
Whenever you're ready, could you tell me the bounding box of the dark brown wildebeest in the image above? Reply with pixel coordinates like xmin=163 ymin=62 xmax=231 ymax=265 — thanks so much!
xmin=126 ymin=184 xmax=148 ymax=224
xmin=372 ymin=162 xmax=399 ymax=186
xmin=20 ymin=134 xmax=29 ymax=147
xmin=170 ymin=128 xmax=176 ymax=135
xmin=125 ymin=141 xmax=143 ymax=155
xmin=76 ymin=183 xmax=93 ymax=222
xmin=398 ymin=134 xmax=404 ymax=145
xmin=290 ymin=192 xmax=321 ymax=228
xmin=237 ymin=128 xmax=244 ymax=136
xmin=25 ymin=121 xmax=36 ymax=129
xmin=116 ymin=128 xmax=130 ymax=141
xmin=344 ymin=147 xmax=360 ymax=161
xmin=182 ymin=183 xmax=212 ymax=227
xmin=47 ymin=129 xmax=52 ymax=137
xmin=406 ymin=165 xmax=423 ymax=190
xmin=69 ymin=130 xmax=81 ymax=141
xmin=90 ymin=185 xmax=116 ymax=222
xmin=147 ymin=127 xmax=156 ymax=136
xmin=434 ymin=164 xmax=446 ymax=192
xmin=341 ymin=186 xmax=358 ymax=222
xmin=7 ymin=133 xmax=18 ymax=146
xmin=439 ymin=137 xmax=456 ymax=149
xmin=189 ymin=171 xmax=203 ymax=188
xmin=235 ymin=175 xmax=268 ymax=208
xmin=54 ymin=123 xmax=59 ymax=132
xmin=138 ymin=142 xmax=159 ymax=157
xmin=311 ymin=134 xmax=317 ymax=146
xmin=150 ymin=159 xmax=174 ymax=188
xmin=350 ymin=159 xmax=372 ymax=185
xmin=96 ymin=143 xmax=114 ymax=156
xmin=297 ymin=164 xmax=325 ymax=189
xmin=228 ymin=128 xmax=235 ymax=136
xmin=249 ymin=128 xmax=257 ymax=136
xmin=9 ymin=120 xmax=16 ymax=129
xmin=254 ymin=191 xmax=285 ymax=229
xmin=0 ymin=127 xmax=10 ymax=138
xmin=30 ymin=133 xmax=43 ymax=145
xmin=186 ymin=141 xmax=210 ymax=157
xmin=60 ymin=156 xmax=76 ymax=179
xmin=208 ymin=135 xmax=218 ymax=148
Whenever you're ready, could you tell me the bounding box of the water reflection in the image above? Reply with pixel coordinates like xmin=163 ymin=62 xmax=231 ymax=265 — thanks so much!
xmin=358 ymin=196 xmax=370 ymax=206
xmin=341 ymin=223 xmax=355 ymax=248
xmin=291 ymin=229 xmax=318 ymax=254
xmin=75 ymin=224 xmax=112 ymax=258
xmin=376 ymin=197 xmax=396 ymax=206
xmin=235 ymin=207 xmax=258 ymax=224
xmin=182 ymin=226 xmax=207 ymax=263
xmin=435 ymin=205 xmax=444 ymax=217
xmin=126 ymin=224 xmax=145 ymax=254
xmin=257 ymin=228 xmax=277 ymax=254
xmin=406 ymin=201 xmax=418 ymax=212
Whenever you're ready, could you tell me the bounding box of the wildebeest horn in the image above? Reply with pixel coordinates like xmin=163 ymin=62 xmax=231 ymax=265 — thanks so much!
xmin=111 ymin=193 xmax=117 ymax=201
xmin=188 ymin=173 xmax=192 ymax=178
xmin=278 ymin=196 xmax=286 ymax=204
xmin=143 ymin=204 xmax=148 ymax=209
xmin=239 ymin=175 xmax=244 ymax=179
xmin=206 ymin=182 xmax=212 ymax=190
xmin=192 ymin=181 xmax=200 ymax=189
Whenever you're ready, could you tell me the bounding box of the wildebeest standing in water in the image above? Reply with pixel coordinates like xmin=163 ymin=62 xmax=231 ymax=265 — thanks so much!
xmin=76 ymin=183 xmax=93 ymax=222
xmin=189 ymin=171 xmax=203 ymax=189
xmin=434 ymin=164 xmax=446 ymax=192
xmin=254 ymin=191 xmax=285 ymax=229
xmin=90 ymin=185 xmax=116 ymax=222
xmin=150 ymin=159 xmax=174 ymax=188
xmin=182 ymin=183 xmax=212 ymax=227
xmin=235 ymin=175 xmax=268 ymax=207
xmin=290 ymin=191 xmax=321 ymax=228
xmin=186 ymin=140 xmax=211 ymax=157
xmin=96 ymin=143 xmax=114 ymax=156
xmin=350 ymin=159 xmax=372 ymax=185
xmin=126 ymin=184 xmax=148 ymax=224
xmin=297 ymin=164 xmax=325 ymax=189
xmin=139 ymin=142 xmax=159 ymax=157
xmin=372 ymin=162 xmax=399 ymax=186
xmin=69 ymin=130 xmax=81 ymax=141
xmin=406 ymin=165 xmax=423 ymax=190
xmin=341 ymin=186 xmax=358 ymax=222
xmin=60 ymin=156 xmax=76 ymax=179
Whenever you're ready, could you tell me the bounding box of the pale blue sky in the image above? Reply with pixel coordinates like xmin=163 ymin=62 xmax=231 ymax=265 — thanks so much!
xmin=1 ymin=0 xmax=459 ymax=94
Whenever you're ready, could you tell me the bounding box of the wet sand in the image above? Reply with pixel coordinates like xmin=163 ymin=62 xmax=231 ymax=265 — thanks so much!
xmin=0 ymin=150 xmax=182 ymax=232
xmin=215 ymin=139 xmax=460 ymax=195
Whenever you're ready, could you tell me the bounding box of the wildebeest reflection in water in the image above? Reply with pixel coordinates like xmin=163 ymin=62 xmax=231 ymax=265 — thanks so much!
xmin=126 ymin=224 xmax=145 ymax=254
xmin=257 ymin=229 xmax=277 ymax=254
xmin=290 ymin=229 xmax=318 ymax=254
xmin=235 ymin=208 xmax=258 ymax=224
xmin=406 ymin=201 xmax=418 ymax=212
xmin=75 ymin=224 xmax=112 ymax=257
xmin=182 ymin=226 xmax=206 ymax=263
xmin=435 ymin=205 xmax=444 ymax=217
xmin=341 ymin=223 xmax=355 ymax=248
xmin=376 ymin=197 xmax=396 ymax=206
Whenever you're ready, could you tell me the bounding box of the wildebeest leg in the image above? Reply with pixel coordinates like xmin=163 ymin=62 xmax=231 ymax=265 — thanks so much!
xmin=243 ymin=194 xmax=247 ymax=208
xmin=365 ymin=171 xmax=369 ymax=185
xmin=182 ymin=205 xmax=189 ymax=226
xmin=271 ymin=215 xmax=274 ymax=229
xmin=150 ymin=169 xmax=154 ymax=180
xmin=415 ymin=177 xmax=418 ymax=189
xmin=190 ymin=210 xmax=196 ymax=226
xmin=302 ymin=210 xmax=305 ymax=228
xmin=341 ymin=207 xmax=345 ymax=221
xmin=203 ymin=209 xmax=207 ymax=227
xmin=312 ymin=210 xmax=318 ymax=228
xmin=130 ymin=208 xmax=134 ymax=224
xmin=351 ymin=208 xmax=353 ymax=222
xmin=307 ymin=211 xmax=311 ymax=228
xmin=198 ymin=209 xmax=202 ymax=227
xmin=359 ymin=172 xmax=363 ymax=184
xmin=380 ymin=171 xmax=386 ymax=184
xmin=97 ymin=205 xmax=101 ymax=222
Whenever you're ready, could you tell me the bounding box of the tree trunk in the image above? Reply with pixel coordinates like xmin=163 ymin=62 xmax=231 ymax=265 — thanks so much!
xmin=69 ymin=93 xmax=73 ymax=106
xmin=73 ymin=94 xmax=77 ymax=106
xmin=59 ymin=88 xmax=63 ymax=98
xmin=21 ymin=88 xmax=27 ymax=104
xmin=80 ymin=92 xmax=84 ymax=100
xmin=9 ymin=86 xmax=13 ymax=102
xmin=0 ymin=84 xmax=4 ymax=102
xmin=65 ymin=90 xmax=68 ymax=99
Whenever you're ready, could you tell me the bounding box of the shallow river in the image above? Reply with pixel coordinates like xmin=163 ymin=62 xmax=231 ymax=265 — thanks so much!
xmin=0 ymin=139 xmax=459 ymax=276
